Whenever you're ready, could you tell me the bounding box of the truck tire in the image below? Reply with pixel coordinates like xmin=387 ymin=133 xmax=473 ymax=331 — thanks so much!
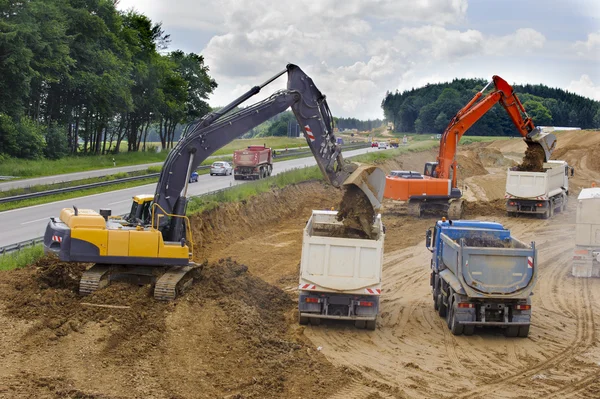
xmin=299 ymin=316 xmax=309 ymax=325
xmin=518 ymin=325 xmax=530 ymax=337
xmin=355 ymin=320 xmax=366 ymax=329
xmin=463 ymin=325 xmax=475 ymax=336
xmin=366 ymin=319 xmax=376 ymax=331
xmin=309 ymin=317 xmax=321 ymax=326
xmin=448 ymin=302 xmax=464 ymax=336
xmin=505 ymin=326 xmax=519 ymax=337
xmin=437 ymin=293 xmax=447 ymax=318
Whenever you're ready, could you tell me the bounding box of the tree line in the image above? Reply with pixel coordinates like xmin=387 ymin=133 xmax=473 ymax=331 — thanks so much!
xmin=381 ymin=78 xmax=600 ymax=136
xmin=0 ymin=0 xmax=217 ymax=160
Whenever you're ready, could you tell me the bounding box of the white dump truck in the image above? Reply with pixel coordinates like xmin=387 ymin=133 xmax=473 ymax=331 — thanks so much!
xmin=297 ymin=210 xmax=385 ymax=330
xmin=573 ymin=187 xmax=600 ymax=277
xmin=505 ymin=160 xmax=570 ymax=218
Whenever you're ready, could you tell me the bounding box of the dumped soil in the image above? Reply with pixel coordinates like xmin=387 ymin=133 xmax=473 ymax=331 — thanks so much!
xmin=516 ymin=143 xmax=546 ymax=172
xmin=0 ymin=256 xmax=350 ymax=398
xmin=336 ymin=185 xmax=375 ymax=238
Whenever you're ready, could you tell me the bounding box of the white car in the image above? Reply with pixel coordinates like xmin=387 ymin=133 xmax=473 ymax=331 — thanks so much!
xmin=210 ymin=161 xmax=233 ymax=176
xmin=377 ymin=142 xmax=389 ymax=150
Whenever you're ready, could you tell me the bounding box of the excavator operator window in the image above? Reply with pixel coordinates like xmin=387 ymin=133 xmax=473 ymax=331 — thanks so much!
xmin=424 ymin=162 xmax=438 ymax=177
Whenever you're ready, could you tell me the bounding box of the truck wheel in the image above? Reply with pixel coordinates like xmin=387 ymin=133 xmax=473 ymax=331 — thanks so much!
xmin=437 ymin=294 xmax=447 ymax=317
xmin=463 ymin=325 xmax=475 ymax=336
xmin=449 ymin=303 xmax=464 ymax=336
xmin=505 ymin=326 xmax=519 ymax=337
xmin=299 ymin=316 xmax=309 ymax=325
xmin=366 ymin=319 xmax=376 ymax=331
xmin=355 ymin=320 xmax=366 ymax=329
xmin=518 ymin=325 xmax=530 ymax=337
xmin=310 ymin=317 xmax=321 ymax=326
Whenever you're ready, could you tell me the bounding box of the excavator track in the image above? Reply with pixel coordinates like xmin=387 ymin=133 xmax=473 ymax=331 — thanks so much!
xmin=154 ymin=264 xmax=198 ymax=301
xmin=80 ymin=264 xmax=113 ymax=296
xmin=448 ymin=199 xmax=464 ymax=220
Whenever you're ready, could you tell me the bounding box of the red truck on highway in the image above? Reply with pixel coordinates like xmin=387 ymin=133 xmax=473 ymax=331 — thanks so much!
xmin=233 ymin=145 xmax=273 ymax=180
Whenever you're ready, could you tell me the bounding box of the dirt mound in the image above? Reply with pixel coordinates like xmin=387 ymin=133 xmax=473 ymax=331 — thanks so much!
xmin=0 ymin=257 xmax=349 ymax=398
xmin=337 ymin=185 xmax=375 ymax=238
xmin=464 ymin=199 xmax=506 ymax=217
xmin=456 ymin=154 xmax=488 ymax=179
xmin=476 ymin=147 xmax=516 ymax=168
xmin=516 ymin=144 xmax=545 ymax=172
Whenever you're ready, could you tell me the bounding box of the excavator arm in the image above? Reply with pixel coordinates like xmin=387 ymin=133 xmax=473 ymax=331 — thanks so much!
xmin=154 ymin=64 xmax=384 ymax=241
xmin=435 ymin=75 xmax=556 ymax=188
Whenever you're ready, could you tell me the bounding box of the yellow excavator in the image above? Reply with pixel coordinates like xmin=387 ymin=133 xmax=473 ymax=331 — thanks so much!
xmin=43 ymin=64 xmax=385 ymax=300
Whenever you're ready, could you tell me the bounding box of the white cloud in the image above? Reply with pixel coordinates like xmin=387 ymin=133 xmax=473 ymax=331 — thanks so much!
xmin=574 ymin=31 xmax=600 ymax=58
xmin=566 ymin=75 xmax=600 ymax=100
xmin=116 ymin=0 xmax=597 ymax=119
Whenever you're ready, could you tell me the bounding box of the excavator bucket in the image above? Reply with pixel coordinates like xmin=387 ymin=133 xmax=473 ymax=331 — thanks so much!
xmin=342 ymin=165 xmax=385 ymax=212
xmin=525 ymin=128 xmax=557 ymax=162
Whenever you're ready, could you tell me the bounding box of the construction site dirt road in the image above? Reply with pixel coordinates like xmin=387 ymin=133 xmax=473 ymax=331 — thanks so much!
xmin=0 ymin=130 xmax=599 ymax=398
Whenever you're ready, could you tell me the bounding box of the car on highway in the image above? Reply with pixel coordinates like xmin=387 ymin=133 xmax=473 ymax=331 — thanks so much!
xmin=371 ymin=142 xmax=378 ymax=148
xmin=377 ymin=142 xmax=389 ymax=150
xmin=210 ymin=161 xmax=233 ymax=176
xmin=189 ymin=171 xmax=199 ymax=183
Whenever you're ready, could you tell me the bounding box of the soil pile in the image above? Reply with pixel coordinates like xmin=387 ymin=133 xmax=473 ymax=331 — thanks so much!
xmin=464 ymin=199 xmax=506 ymax=217
xmin=476 ymin=147 xmax=516 ymax=168
xmin=516 ymin=144 xmax=545 ymax=172
xmin=456 ymin=154 xmax=489 ymax=179
xmin=336 ymin=185 xmax=375 ymax=238
xmin=0 ymin=257 xmax=350 ymax=398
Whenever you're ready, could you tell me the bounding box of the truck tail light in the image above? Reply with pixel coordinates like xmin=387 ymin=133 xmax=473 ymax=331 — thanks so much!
xmin=573 ymin=255 xmax=583 ymax=260
xmin=358 ymin=301 xmax=374 ymax=307
xmin=457 ymin=303 xmax=475 ymax=308
xmin=305 ymin=297 xmax=319 ymax=303
xmin=536 ymin=203 xmax=543 ymax=207
xmin=509 ymin=202 xmax=516 ymax=206
xmin=515 ymin=304 xmax=531 ymax=310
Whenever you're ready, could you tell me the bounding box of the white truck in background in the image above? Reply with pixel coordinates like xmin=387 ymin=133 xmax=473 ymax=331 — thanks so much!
xmin=505 ymin=160 xmax=570 ymax=219
xmin=573 ymin=187 xmax=600 ymax=277
xmin=298 ymin=210 xmax=385 ymax=330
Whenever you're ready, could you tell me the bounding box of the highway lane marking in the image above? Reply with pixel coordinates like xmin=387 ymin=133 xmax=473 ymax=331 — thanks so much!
xmin=21 ymin=217 xmax=52 ymax=225
xmin=108 ymin=199 xmax=132 ymax=205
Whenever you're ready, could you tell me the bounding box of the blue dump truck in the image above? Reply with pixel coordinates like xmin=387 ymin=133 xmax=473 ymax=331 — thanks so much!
xmin=426 ymin=219 xmax=537 ymax=337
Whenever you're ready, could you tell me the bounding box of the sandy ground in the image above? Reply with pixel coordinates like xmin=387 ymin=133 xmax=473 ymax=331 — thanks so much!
xmin=0 ymin=130 xmax=599 ymax=398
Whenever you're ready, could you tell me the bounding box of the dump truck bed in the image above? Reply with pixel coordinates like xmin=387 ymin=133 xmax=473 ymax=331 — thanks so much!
xmin=440 ymin=230 xmax=536 ymax=299
xmin=299 ymin=210 xmax=384 ymax=294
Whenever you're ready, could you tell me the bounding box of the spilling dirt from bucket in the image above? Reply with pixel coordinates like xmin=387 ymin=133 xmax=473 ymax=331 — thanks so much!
xmin=516 ymin=144 xmax=546 ymax=172
xmin=336 ymin=185 xmax=375 ymax=238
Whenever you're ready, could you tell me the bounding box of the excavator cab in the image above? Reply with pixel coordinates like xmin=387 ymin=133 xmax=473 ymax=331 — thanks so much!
xmin=126 ymin=195 xmax=154 ymax=225
xmin=424 ymin=162 xmax=438 ymax=177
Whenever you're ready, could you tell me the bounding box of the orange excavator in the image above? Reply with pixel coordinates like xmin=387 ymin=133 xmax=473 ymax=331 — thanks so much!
xmin=384 ymin=75 xmax=557 ymax=219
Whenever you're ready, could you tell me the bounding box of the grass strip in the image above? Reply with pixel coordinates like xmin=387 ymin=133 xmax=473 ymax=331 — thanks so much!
xmin=0 ymin=245 xmax=44 ymax=271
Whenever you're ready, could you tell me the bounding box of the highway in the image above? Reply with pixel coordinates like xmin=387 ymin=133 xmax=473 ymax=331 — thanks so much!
xmin=0 ymin=147 xmax=376 ymax=247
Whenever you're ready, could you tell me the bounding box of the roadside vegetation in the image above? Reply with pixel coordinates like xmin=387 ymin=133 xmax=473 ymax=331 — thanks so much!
xmin=0 ymin=245 xmax=44 ymax=271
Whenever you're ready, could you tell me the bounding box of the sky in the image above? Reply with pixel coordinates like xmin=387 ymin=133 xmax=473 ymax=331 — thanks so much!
xmin=116 ymin=0 xmax=600 ymax=120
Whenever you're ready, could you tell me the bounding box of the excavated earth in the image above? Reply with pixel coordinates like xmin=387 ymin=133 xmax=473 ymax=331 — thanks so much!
xmin=0 ymin=130 xmax=599 ymax=398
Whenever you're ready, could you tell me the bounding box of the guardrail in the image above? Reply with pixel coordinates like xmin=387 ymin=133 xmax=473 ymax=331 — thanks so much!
xmin=0 ymin=142 xmax=370 ymax=255
xmin=0 ymin=237 xmax=45 ymax=255
xmin=0 ymin=143 xmax=370 ymax=204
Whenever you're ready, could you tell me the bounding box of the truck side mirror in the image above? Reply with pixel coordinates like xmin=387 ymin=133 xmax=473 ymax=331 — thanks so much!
xmin=425 ymin=229 xmax=432 ymax=251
